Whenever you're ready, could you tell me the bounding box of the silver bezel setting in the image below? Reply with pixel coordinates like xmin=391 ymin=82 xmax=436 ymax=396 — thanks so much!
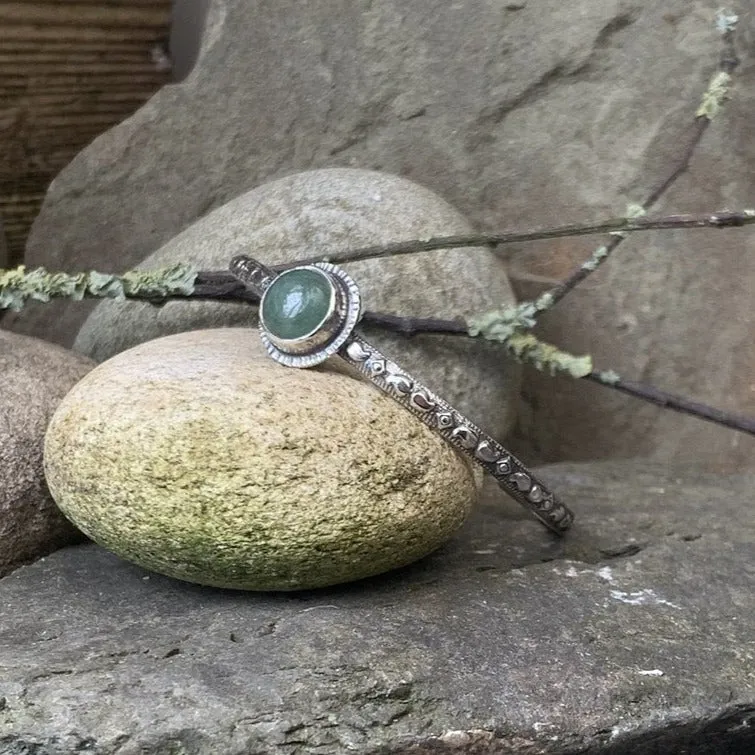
xmin=260 ymin=262 xmax=362 ymax=368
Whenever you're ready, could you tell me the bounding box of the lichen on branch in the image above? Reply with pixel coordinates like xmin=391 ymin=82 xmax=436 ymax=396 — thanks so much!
xmin=696 ymin=71 xmax=732 ymax=119
xmin=0 ymin=265 xmax=197 ymax=312
xmin=507 ymin=333 xmax=592 ymax=378
xmin=468 ymin=310 xmax=593 ymax=378
xmin=467 ymin=303 xmax=539 ymax=342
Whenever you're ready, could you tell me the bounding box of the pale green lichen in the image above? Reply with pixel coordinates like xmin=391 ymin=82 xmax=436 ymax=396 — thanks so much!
xmin=469 ymin=310 xmax=593 ymax=377
xmin=120 ymin=266 xmax=197 ymax=297
xmin=609 ymin=204 xmax=646 ymax=238
xmin=625 ymin=203 xmax=647 ymax=219
xmin=696 ymin=71 xmax=732 ymax=119
xmin=471 ymin=237 xmax=619 ymax=330
xmin=716 ymin=8 xmax=738 ymax=34
xmin=596 ymin=369 xmax=622 ymax=385
xmin=580 ymin=245 xmax=609 ymax=273
xmin=0 ymin=265 xmax=197 ymax=312
xmin=531 ymin=290 xmax=554 ymax=313
xmin=467 ymin=302 xmax=540 ymax=342
xmin=505 ymin=333 xmax=593 ymax=378
xmin=694 ymin=10 xmax=736 ymax=117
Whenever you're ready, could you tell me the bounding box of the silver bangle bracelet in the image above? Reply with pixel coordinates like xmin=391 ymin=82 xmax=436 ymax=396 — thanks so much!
xmin=229 ymin=255 xmax=575 ymax=535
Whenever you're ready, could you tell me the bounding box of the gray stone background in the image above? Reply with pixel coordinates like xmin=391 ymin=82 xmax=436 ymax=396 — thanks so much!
xmin=4 ymin=0 xmax=755 ymax=472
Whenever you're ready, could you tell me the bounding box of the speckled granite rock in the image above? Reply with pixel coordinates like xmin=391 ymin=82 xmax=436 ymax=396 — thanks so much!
xmin=0 ymin=330 xmax=93 ymax=577
xmin=1 ymin=462 xmax=753 ymax=754
xmin=73 ymin=168 xmax=520 ymax=439
xmin=8 ymin=0 xmax=755 ymax=472
xmin=44 ymin=328 xmax=476 ymax=590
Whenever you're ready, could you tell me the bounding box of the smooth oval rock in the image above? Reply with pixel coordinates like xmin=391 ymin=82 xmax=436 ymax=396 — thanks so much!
xmin=0 ymin=330 xmax=93 ymax=576
xmin=45 ymin=328 xmax=477 ymax=591
xmin=74 ymin=168 xmax=520 ymax=438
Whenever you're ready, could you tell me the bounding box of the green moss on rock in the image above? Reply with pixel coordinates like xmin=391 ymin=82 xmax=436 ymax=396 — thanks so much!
xmin=44 ymin=329 xmax=476 ymax=590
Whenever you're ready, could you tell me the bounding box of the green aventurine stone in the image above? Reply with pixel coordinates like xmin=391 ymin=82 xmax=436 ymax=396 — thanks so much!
xmin=261 ymin=268 xmax=334 ymax=340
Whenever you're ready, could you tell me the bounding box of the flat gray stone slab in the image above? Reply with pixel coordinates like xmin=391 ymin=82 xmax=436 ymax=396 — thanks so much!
xmin=1 ymin=461 xmax=753 ymax=754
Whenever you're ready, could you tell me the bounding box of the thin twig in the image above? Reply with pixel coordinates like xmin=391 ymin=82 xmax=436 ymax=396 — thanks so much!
xmin=360 ymin=310 xmax=468 ymax=336
xmin=7 ymin=204 xmax=752 ymax=312
xmin=203 ymin=281 xmax=755 ymax=436
xmin=527 ymin=9 xmax=741 ymax=316
xmin=370 ymin=311 xmax=755 ymax=437
xmin=287 ymin=209 xmax=755 ymax=268
xmin=360 ymin=308 xmax=755 ymax=437
xmin=194 ymin=276 xmax=755 ymax=436
xmin=191 ymin=278 xmax=471 ymax=335
xmin=586 ymin=371 xmax=755 ymax=436
xmin=192 ymin=271 xmax=257 ymax=302
xmin=531 ymin=234 xmax=624 ymax=315
xmin=191 ymin=278 xmax=469 ymax=335
xmin=2 ymin=263 xmax=754 ymax=437
xmin=361 ymin=307 xmax=755 ymax=437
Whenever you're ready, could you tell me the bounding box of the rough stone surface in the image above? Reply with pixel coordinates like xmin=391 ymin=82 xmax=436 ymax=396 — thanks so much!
xmin=71 ymin=168 xmax=520 ymax=439
xmin=6 ymin=0 xmax=755 ymax=471
xmin=0 ymin=217 xmax=7 ymax=268
xmin=0 ymin=330 xmax=93 ymax=577
xmin=44 ymin=328 xmax=477 ymax=590
xmin=1 ymin=461 xmax=753 ymax=754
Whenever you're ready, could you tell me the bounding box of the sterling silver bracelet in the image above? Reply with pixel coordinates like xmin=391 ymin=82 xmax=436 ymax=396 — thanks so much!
xmin=230 ymin=255 xmax=575 ymax=535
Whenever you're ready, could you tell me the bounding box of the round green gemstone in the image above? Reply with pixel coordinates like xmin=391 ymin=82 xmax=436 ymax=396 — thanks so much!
xmin=261 ymin=268 xmax=334 ymax=341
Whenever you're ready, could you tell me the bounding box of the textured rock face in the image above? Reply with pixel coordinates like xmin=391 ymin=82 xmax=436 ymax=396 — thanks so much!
xmin=0 ymin=330 xmax=93 ymax=576
xmin=0 ymin=462 xmax=753 ymax=753
xmin=5 ymin=0 xmax=755 ymax=469
xmin=44 ymin=328 xmax=476 ymax=590
xmin=0 ymin=217 xmax=7 ymax=268
xmin=72 ymin=168 xmax=520 ymax=438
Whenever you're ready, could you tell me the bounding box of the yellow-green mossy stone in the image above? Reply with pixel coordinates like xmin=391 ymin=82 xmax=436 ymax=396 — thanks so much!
xmin=44 ymin=329 xmax=476 ymax=590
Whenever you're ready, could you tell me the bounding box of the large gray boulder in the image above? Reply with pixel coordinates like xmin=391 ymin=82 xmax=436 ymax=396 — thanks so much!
xmin=0 ymin=462 xmax=753 ymax=754
xmin=5 ymin=0 xmax=755 ymax=470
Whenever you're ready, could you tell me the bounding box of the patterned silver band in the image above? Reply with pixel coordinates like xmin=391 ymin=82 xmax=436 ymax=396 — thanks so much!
xmin=230 ymin=254 xmax=574 ymax=535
